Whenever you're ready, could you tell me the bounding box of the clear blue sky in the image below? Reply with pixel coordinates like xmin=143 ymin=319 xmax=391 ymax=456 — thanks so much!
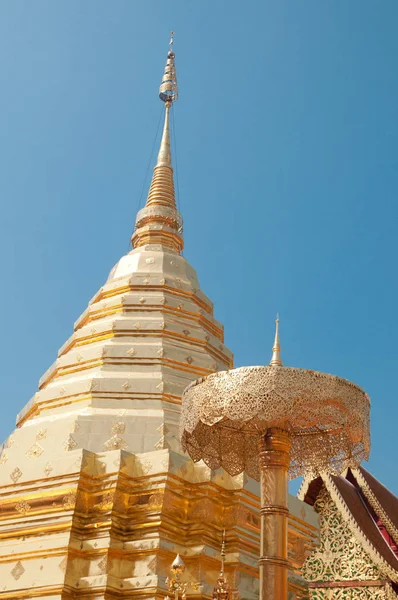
xmin=0 ymin=1 xmax=397 ymax=495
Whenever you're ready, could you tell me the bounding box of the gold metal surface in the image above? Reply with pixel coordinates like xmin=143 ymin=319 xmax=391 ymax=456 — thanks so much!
xmin=259 ymin=428 xmax=291 ymax=600
xmin=181 ymin=364 xmax=370 ymax=480
xmin=157 ymin=104 xmax=172 ymax=168
xmin=212 ymin=531 xmax=231 ymax=600
xmin=165 ymin=553 xmax=201 ymax=600
xmin=180 ymin=330 xmax=370 ymax=600
xmin=159 ymin=32 xmax=178 ymax=103
xmin=0 ymin=447 xmax=316 ymax=598
xmin=132 ymin=41 xmax=183 ymax=252
xmin=302 ymin=484 xmax=397 ymax=600
xmin=269 ymin=315 xmax=282 ymax=367
xmin=302 ymin=473 xmax=398 ymax=583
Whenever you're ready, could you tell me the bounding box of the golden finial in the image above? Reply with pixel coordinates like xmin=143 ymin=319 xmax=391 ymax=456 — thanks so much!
xmin=157 ymin=33 xmax=178 ymax=166
xmin=131 ymin=34 xmax=183 ymax=253
xmin=166 ymin=553 xmax=200 ymax=600
xmin=220 ymin=529 xmax=226 ymax=576
xmin=171 ymin=554 xmax=185 ymax=574
xmin=159 ymin=32 xmax=178 ymax=104
xmin=270 ymin=314 xmax=283 ymax=367
xmin=213 ymin=530 xmax=231 ymax=600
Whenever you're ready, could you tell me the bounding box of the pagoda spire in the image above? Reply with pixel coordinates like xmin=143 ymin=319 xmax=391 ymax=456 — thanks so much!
xmin=270 ymin=314 xmax=283 ymax=366
xmin=132 ymin=33 xmax=183 ymax=253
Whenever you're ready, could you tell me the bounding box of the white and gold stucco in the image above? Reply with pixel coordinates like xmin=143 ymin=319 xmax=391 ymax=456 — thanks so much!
xmin=0 ymin=44 xmax=317 ymax=600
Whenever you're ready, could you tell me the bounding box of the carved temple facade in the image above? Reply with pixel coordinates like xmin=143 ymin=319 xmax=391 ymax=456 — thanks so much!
xmin=300 ymin=468 xmax=398 ymax=600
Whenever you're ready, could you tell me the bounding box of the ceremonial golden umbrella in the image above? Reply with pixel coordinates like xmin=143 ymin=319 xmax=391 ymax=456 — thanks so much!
xmin=180 ymin=319 xmax=370 ymax=600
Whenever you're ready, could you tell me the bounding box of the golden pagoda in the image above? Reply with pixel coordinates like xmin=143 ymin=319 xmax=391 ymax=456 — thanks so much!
xmin=0 ymin=37 xmax=318 ymax=599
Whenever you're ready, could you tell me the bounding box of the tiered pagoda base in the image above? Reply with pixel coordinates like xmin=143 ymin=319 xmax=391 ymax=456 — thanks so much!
xmin=0 ymin=448 xmax=318 ymax=599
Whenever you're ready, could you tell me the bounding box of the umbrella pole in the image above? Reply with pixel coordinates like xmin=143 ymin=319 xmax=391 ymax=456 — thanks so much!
xmin=258 ymin=428 xmax=291 ymax=600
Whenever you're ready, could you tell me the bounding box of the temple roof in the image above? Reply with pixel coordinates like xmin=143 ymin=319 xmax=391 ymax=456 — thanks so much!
xmin=350 ymin=466 xmax=398 ymax=544
xmin=299 ymin=468 xmax=398 ymax=581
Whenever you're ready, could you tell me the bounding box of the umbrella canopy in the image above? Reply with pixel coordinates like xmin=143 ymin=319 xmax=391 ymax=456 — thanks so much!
xmin=180 ymin=365 xmax=370 ymax=480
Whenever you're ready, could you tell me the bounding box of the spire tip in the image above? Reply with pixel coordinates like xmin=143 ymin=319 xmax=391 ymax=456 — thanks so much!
xmin=131 ymin=35 xmax=183 ymax=253
xmin=270 ymin=314 xmax=283 ymax=367
xmin=159 ymin=32 xmax=178 ymax=103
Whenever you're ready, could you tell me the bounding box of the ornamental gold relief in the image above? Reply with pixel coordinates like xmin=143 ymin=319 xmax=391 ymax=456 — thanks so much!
xmin=14 ymin=500 xmax=31 ymax=515
xmin=302 ymin=487 xmax=382 ymax=583
xmin=43 ymin=462 xmax=53 ymax=476
xmin=62 ymin=490 xmax=77 ymax=511
xmin=63 ymin=434 xmax=77 ymax=451
xmin=97 ymin=555 xmax=108 ymax=575
xmin=94 ymin=490 xmax=115 ymax=512
xmin=11 ymin=561 xmax=25 ymax=581
xmin=103 ymin=435 xmax=129 ymax=451
xmin=58 ymin=556 xmax=68 ymax=574
xmin=10 ymin=467 xmax=22 ymax=483
xmin=36 ymin=429 xmax=47 ymax=440
xmin=309 ymin=587 xmax=388 ymax=600
xmin=148 ymin=490 xmax=164 ymax=511
xmin=111 ymin=421 xmax=126 ymax=435
xmin=26 ymin=443 xmax=44 ymax=459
